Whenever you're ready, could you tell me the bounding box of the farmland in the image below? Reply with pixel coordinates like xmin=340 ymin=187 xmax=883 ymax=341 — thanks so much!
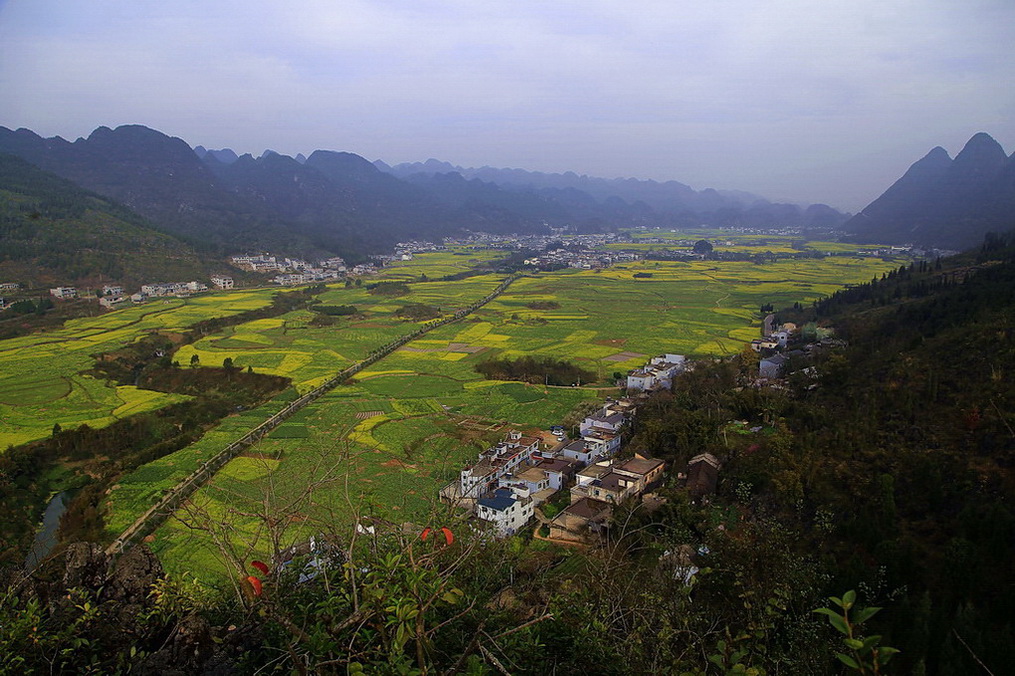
xmin=0 ymin=289 xmax=279 ymax=449
xmin=370 ymin=247 xmax=507 ymax=281
xmin=172 ymin=274 xmax=506 ymax=393
xmin=97 ymin=250 xmax=905 ymax=578
xmin=603 ymin=228 xmax=890 ymax=255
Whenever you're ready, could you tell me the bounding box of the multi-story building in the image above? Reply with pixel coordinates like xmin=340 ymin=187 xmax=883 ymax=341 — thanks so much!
xmin=50 ymin=287 xmax=77 ymax=299
xmin=626 ymin=353 xmax=686 ymax=392
xmin=475 ymin=487 xmax=535 ymax=536
xmin=440 ymin=431 xmax=541 ymax=509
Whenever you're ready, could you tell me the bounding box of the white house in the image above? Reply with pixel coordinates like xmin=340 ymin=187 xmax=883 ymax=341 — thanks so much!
xmin=626 ymin=353 xmax=686 ymax=392
xmin=536 ymin=457 xmax=579 ymax=490
xmin=500 ymin=466 xmax=550 ymax=494
xmin=560 ymin=438 xmax=616 ymax=465
xmin=581 ymin=430 xmax=621 ymax=456
xmin=476 ymin=487 xmax=535 ymax=536
xmin=570 ymin=455 xmax=666 ymax=505
xmin=50 ymin=287 xmax=77 ymax=299
xmin=453 ymin=431 xmax=541 ymax=503
xmin=580 ymin=408 xmax=626 ymax=435
xmin=211 ymin=276 xmax=234 ymax=289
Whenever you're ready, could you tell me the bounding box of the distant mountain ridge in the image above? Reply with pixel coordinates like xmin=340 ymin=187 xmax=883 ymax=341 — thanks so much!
xmin=0 ymin=124 xmax=851 ymax=264
xmin=375 ymin=158 xmax=848 ymax=228
xmin=844 ymin=132 xmax=1015 ymax=249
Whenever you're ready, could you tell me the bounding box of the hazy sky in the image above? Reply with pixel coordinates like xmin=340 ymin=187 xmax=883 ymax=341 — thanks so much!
xmin=2 ymin=0 xmax=1013 ymax=210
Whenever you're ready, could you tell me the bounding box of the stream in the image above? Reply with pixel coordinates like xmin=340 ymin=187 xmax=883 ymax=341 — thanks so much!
xmin=24 ymin=491 xmax=69 ymax=572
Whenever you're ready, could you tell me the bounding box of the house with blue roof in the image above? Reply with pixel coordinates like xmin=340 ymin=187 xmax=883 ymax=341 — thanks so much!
xmin=476 ymin=487 xmax=534 ymax=536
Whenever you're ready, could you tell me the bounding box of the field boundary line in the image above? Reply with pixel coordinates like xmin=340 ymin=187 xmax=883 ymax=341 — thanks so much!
xmin=105 ymin=274 xmax=521 ymax=556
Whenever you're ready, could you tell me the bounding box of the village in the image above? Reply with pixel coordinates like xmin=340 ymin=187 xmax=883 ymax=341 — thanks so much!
xmin=437 ymin=352 xmax=722 ymax=545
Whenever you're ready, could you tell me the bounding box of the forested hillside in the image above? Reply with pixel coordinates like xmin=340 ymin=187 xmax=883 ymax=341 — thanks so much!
xmin=0 ymin=153 xmax=208 ymax=287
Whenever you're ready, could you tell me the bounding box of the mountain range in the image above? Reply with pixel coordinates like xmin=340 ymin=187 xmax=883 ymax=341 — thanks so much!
xmin=843 ymin=132 xmax=1015 ymax=249
xmin=2 ymin=124 xmax=1013 ymax=268
xmin=0 ymin=125 xmax=848 ymax=263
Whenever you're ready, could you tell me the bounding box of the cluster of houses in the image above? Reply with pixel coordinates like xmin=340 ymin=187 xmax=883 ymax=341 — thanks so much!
xmin=751 ymin=316 xmax=805 ymax=379
xmin=441 ymin=399 xmax=666 ymax=541
xmin=625 ymin=353 xmax=687 ymax=392
xmin=394 ymin=240 xmax=447 ymax=256
xmin=138 ymin=280 xmax=209 ymax=300
xmin=230 ymin=254 xmax=357 ymax=285
xmin=230 ymin=254 xmax=323 ymax=273
xmin=43 ymin=279 xmax=233 ymax=309
xmin=523 ymin=248 xmax=641 ymax=270
xmin=272 ymin=270 xmax=343 ymax=286
xmin=439 ymin=394 xmax=723 ymax=544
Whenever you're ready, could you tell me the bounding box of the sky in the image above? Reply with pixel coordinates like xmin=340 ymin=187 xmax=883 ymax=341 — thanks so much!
xmin=1 ymin=0 xmax=1013 ymax=211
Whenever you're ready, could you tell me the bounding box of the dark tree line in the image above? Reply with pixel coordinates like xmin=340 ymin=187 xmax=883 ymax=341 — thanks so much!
xmin=475 ymin=355 xmax=596 ymax=386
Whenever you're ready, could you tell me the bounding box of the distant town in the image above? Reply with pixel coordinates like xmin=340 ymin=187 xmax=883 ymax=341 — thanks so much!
xmin=0 ymin=227 xmax=950 ymax=313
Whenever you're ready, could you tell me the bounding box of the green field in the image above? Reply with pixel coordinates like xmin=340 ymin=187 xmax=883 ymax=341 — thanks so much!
xmin=0 ymin=289 xmax=279 ymax=448
xmin=370 ymin=247 xmax=507 ymax=281
xmin=100 ymin=252 xmax=906 ymax=579
xmin=603 ymin=228 xmax=887 ymax=256
xmin=173 ymin=275 xmax=506 ymax=393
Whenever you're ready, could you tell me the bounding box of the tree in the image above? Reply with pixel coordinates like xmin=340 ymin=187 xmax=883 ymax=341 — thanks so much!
xmin=693 ymin=239 xmax=714 ymax=254
xmin=190 ymin=354 xmax=200 ymax=368
xmin=222 ymin=357 xmax=234 ymax=370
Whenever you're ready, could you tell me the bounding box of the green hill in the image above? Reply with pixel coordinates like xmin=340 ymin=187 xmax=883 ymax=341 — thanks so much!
xmin=0 ymin=152 xmax=209 ymax=288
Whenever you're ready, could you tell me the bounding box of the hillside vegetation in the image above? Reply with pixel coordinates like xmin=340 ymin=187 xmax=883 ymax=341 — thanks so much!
xmin=0 ymin=152 xmax=208 ymax=287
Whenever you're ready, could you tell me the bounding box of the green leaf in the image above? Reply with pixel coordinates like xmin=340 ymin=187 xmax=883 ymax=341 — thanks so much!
xmin=842 ymin=590 xmax=856 ymax=609
xmin=877 ymin=647 xmax=901 ymax=665
xmin=835 ymin=653 xmax=861 ymax=669
xmin=853 ymin=606 xmax=881 ymax=624
xmin=823 ymin=613 xmax=849 ymax=635
xmin=844 ymin=638 xmax=863 ymax=650
xmin=861 ymin=635 xmax=882 ymax=650
xmin=812 ymin=607 xmax=839 ymax=618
